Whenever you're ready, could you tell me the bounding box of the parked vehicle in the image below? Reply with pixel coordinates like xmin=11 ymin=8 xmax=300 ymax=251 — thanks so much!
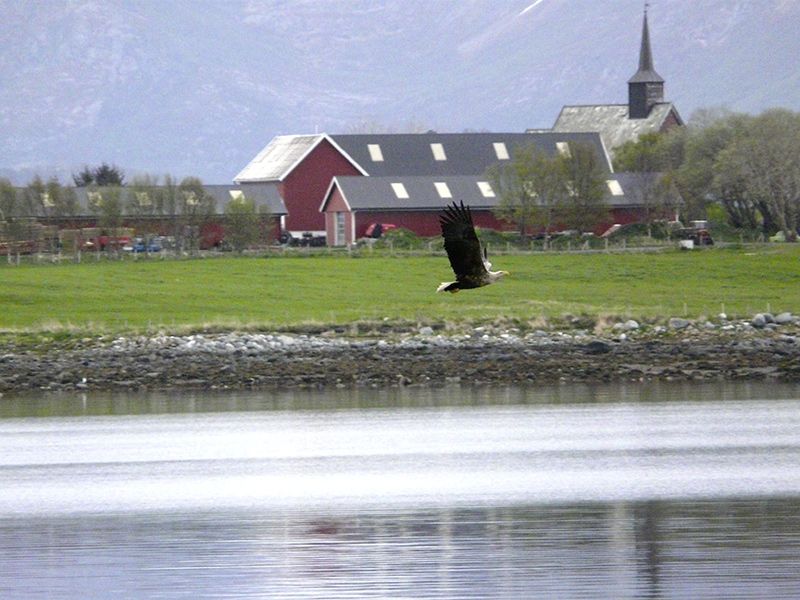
xmin=123 ymin=237 xmax=162 ymax=253
xmin=678 ymin=228 xmax=714 ymax=246
xmin=96 ymin=235 xmax=132 ymax=251
xmin=364 ymin=223 xmax=397 ymax=239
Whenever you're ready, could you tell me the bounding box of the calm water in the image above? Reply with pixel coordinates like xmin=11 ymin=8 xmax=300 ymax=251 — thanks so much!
xmin=2 ymin=382 xmax=800 ymax=599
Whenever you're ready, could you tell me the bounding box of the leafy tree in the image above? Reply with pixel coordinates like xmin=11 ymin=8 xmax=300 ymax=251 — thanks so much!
xmin=72 ymin=163 xmax=125 ymax=187
xmin=0 ymin=178 xmax=25 ymax=249
xmin=224 ymin=195 xmax=262 ymax=253
xmin=487 ymin=143 xmax=567 ymax=242
xmin=72 ymin=166 xmax=94 ymax=187
xmin=673 ymin=112 xmax=751 ymax=221
xmin=88 ymin=186 xmax=124 ymax=238
xmin=94 ymin=163 xmax=125 ymax=186
xmin=714 ymin=109 xmax=800 ymax=240
xmin=560 ymin=142 xmax=609 ymax=234
xmin=44 ymin=177 xmax=78 ymax=218
xmin=23 ymin=176 xmax=47 ymax=217
xmin=127 ymin=175 xmax=159 ymax=216
xmin=614 ymin=133 xmax=678 ymax=236
xmin=0 ymin=178 xmax=17 ymax=221
xmin=177 ymin=177 xmax=215 ymax=252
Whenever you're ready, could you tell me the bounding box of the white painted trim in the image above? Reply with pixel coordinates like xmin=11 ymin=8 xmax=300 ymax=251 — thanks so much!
xmin=319 ymin=177 xmax=353 ymax=213
xmin=235 ymin=133 xmax=370 ymax=184
xmin=323 ymin=134 xmax=370 ymax=176
xmin=277 ymin=134 xmax=326 ymax=181
xmin=598 ymin=136 xmax=615 ymax=174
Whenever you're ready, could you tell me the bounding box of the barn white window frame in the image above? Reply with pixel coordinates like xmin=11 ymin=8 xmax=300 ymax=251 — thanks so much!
xmin=556 ymin=141 xmax=571 ymax=157
xmin=391 ymin=182 xmax=409 ymax=199
xmin=434 ymin=181 xmax=452 ymax=198
xmin=430 ymin=143 xmax=447 ymax=161
xmin=493 ymin=142 xmax=510 ymax=160
xmin=606 ymin=180 xmax=624 ymax=196
xmin=367 ymin=144 xmax=384 ymax=162
xmin=477 ymin=181 xmax=495 ymax=198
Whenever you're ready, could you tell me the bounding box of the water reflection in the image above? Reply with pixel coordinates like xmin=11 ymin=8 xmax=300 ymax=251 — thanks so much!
xmin=3 ymin=500 xmax=800 ymax=599
xmin=1 ymin=382 xmax=800 ymax=598
xmin=2 ymin=380 xmax=799 ymax=418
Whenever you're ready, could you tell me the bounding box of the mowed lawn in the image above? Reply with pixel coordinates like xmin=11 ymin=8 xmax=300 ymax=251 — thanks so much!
xmin=0 ymin=245 xmax=798 ymax=331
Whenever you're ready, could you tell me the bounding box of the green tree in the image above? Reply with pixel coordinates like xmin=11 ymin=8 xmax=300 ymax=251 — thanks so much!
xmin=714 ymin=109 xmax=800 ymax=240
xmin=224 ymin=195 xmax=262 ymax=253
xmin=44 ymin=177 xmax=78 ymax=218
xmin=560 ymin=142 xmax=609 ymax=234
xmin=89 ymin=187 xmax=124 ymax=241
xmin=94 ymin=163 xmax=125 ymax=186
xmin=614 ymin=133 xmax=677 ymax=236
xmin=177 ymin=177 xmax=215 ymax=253
xmin=487 ymin=143 xmax=567 ymax=242
xmin=22 ymin=176 xmax=47 ymax=217
xmin=0 ymin=178 xmax=17 ymax=221
xmin=72 ymin=166 xmax=94 ymax=187
xmin=671 ymin=111 xmax=751 ymax=222
xmin=72 ymin=163 xmax=125 ymax=187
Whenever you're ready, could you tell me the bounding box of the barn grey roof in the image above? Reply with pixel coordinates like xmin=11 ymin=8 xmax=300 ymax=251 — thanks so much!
xmin=64 ymin=184 xmax=286 ymax=216
xmin=205 ymin=183 xmax=286 ymax=215
xmin=612 ymin=171 xmax=682 ymax=206
xmin=322 ymin=173 xmax=646 ymax=213
xmin=234 ymin=131 xmax=613 ymax=183
xmin=328 ymin=131 xmax=612 ymax=176
xmin=550 ymin=102 xmax=682 ymax=156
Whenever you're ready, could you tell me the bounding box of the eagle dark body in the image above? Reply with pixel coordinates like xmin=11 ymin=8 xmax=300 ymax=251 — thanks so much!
xmin=437 ymin=201 xmax=508 ymax=293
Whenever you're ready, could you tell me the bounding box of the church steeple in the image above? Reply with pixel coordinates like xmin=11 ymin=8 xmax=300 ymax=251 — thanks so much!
xmin=628 ymin=4 xmax=665 ymax=119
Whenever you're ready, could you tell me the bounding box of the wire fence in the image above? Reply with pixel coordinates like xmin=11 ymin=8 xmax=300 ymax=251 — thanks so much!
xmin=0 ymin=238 xmax=772 ymax=267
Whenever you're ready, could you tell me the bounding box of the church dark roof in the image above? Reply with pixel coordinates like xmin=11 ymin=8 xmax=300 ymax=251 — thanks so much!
xmin=551 ymin=103 xmax=682 ymax=156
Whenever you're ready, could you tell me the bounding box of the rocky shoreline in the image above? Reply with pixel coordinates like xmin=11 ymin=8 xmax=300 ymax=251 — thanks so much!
xmin=1 ymin=313 xmax=798 ymax=394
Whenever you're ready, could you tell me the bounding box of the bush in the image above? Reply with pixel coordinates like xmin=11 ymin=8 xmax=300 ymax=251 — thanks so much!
xmin=373 ymin=227 xmax=423 ymax=249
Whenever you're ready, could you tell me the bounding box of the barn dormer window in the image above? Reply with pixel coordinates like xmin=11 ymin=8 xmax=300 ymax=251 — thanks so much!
xmin=430 ymin=143 xmax=447 ymax=161
xmin=434 ymin=182 xmax=452 ymax=199
xmin=493 ymin=142 xmax=509 ymax=160
xmin=606 ymin=180 xmax=624 ymax=196
xmin=556 ymin=142 xmax=571 ymax=157
xmin=368 ymin=144 xmax=384 ymax=162
xmin=391 ymin=182 xmax=409 ymax=199
xmin=477 ymin=181 xmax=495 ymax=198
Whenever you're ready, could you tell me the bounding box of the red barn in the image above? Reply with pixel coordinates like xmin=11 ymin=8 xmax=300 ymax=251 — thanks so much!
xmin=234 ymin=134 xmax=365 ymax=238
xmin=235 ymin=131 xmax=613 ymax=244
xmin=320 ymin=173 xmax=678 ymax=246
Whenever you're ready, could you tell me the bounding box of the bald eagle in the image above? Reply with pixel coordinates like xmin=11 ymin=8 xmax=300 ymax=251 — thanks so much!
xmin=437 ymin=201 xmax=509 ymax=293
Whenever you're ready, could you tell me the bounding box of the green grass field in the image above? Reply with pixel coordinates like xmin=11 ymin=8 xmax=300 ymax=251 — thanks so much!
xmin=1 ymin=245 xmax=798 ymax=333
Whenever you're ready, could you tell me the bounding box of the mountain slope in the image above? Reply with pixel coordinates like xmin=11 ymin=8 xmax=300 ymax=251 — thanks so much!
xmin=1 ymin=0 xmax=798 ymax=183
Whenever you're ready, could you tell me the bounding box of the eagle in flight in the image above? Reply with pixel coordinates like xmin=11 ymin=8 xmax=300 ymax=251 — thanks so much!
xmin=437 ymin=201 xmax=509 ymax=293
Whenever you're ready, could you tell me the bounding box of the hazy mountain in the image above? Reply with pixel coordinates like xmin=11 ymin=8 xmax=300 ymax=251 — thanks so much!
xmin=2 ymin=0 xmax=798 ymax=184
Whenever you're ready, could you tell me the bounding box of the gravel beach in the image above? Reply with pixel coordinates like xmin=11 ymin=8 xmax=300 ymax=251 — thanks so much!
xmin=1 ymin=314 xmax=798 ymax=393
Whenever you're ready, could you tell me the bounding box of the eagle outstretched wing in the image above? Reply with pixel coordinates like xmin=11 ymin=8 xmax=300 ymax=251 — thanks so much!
xmin=439 ymin=201 xmax=488 ymax=281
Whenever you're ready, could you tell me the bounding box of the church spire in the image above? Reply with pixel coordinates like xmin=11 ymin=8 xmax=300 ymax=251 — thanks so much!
xmin=628 ymin=3 xmax=665 ymax=118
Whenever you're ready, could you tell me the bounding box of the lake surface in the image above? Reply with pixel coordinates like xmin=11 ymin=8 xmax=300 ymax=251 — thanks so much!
xmin=2 ymin=382 xmax=800 ymax=599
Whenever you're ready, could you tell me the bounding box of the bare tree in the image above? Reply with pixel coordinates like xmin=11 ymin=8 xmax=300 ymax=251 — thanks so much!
xmin=560 ymin=142 xmax=609 ymax=234
xmin=487 ymin=143 xmax=567 ymax=244
xmin=224 ymin=195 xmax=262 ymax=253
xmin=716 ymin=110 xmax=800 ymax=240
xmin=177 ymin=177 xmax=215 ymax=253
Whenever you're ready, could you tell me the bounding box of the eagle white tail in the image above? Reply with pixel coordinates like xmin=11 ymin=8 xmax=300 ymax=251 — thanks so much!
xmin=437 ymin=281 xmax=456 ymax=293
